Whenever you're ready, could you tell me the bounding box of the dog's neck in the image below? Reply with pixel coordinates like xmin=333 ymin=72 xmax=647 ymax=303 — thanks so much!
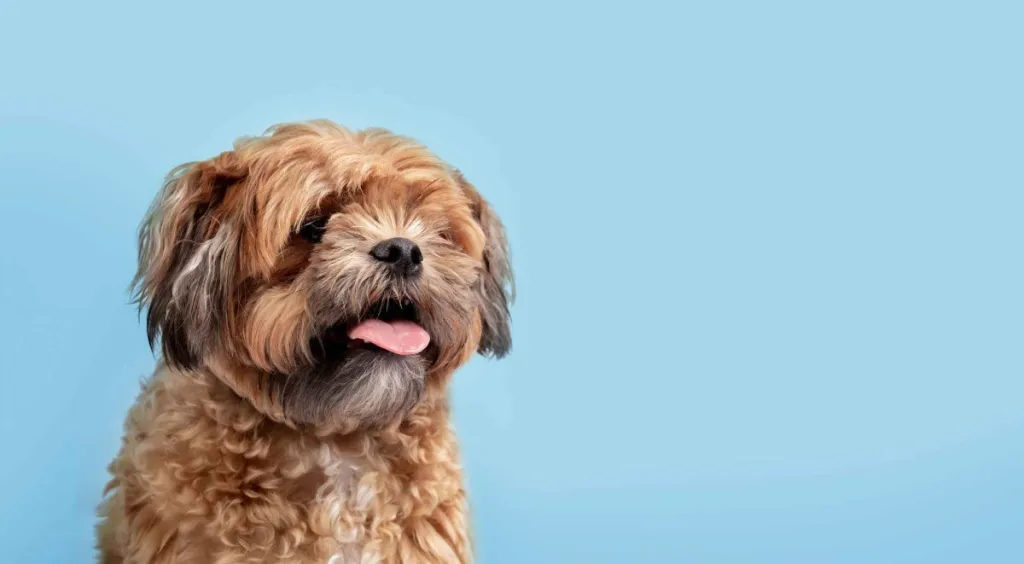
xmin=183 ymin=357 xmax=452 ymax=441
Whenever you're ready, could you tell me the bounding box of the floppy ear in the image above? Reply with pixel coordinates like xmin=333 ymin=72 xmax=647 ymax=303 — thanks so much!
xmin=132 ymin=152 xmax=246 ymax=369
xmin=454 ymin=171 xmax=514 ymax=358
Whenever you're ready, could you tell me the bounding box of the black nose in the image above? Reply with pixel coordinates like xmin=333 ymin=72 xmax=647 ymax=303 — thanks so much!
xmin=370 ymin=237 xmax=423 ymax=276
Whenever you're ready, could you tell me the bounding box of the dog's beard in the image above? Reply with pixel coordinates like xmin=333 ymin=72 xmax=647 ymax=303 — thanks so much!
xmin=276 ymin=346 xmax=428 ymax=429
xmin=270 ymin=297 xmax=437 ymax=429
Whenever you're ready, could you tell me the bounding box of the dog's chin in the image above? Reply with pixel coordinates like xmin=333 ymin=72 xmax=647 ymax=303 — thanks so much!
xmin=275 ymin=301 xmax=433 ymax=429
xmin=277 ymin=343 xmax=429 ymax=429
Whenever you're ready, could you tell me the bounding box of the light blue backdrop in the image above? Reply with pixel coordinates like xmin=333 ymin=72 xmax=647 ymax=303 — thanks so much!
xmin=1 ymin=1 xmax=1022 ymax=562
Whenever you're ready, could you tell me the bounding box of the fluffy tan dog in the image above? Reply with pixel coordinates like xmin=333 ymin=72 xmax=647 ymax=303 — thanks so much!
xmin=96 ymin=120 xmax=512 ymax=563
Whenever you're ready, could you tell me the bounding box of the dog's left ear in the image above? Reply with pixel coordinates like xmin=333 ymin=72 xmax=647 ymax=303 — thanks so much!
xmin=454 ymin=171 xmax=514 ymax=358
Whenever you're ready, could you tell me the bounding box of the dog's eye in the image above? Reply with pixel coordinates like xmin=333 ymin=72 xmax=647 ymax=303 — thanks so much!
xmin=298 ymin=216 xmax=330 ymax=243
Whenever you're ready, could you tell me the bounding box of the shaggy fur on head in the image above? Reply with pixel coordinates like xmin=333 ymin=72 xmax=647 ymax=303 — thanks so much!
xmin=97 ymin=120 xmax=512 ymax=563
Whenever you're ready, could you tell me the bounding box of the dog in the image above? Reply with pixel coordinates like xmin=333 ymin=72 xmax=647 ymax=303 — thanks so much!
xmin=96 ymin=120 xmax=513 ymax=563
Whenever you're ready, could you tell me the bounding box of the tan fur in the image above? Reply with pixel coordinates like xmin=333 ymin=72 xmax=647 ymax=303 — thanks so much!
xmin=98 ymin=121 xmax=512 ymax=563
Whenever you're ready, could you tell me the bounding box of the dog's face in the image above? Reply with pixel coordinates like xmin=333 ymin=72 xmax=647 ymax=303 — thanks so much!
xmin=134 ymin=121 xmax=512 ymax=430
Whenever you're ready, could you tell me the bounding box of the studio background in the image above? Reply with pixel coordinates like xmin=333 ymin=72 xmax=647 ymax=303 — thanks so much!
xmin=1 ymin=2 xmax=1022 ymax=563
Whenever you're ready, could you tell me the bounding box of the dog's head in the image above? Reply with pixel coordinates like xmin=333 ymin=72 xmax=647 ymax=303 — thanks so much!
xmin=133 ymin=121 xmax=512 ymax=430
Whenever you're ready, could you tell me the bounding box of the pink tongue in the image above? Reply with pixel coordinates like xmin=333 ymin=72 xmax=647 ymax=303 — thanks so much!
xmin=347 ymin=319 xmax=430 ymax=355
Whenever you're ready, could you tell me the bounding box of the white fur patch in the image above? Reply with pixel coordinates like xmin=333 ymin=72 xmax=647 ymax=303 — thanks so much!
xmin=170 ymin=223 xmax=232 ymax=308
xmin=311 ymin=444 xmax=375 ymax=562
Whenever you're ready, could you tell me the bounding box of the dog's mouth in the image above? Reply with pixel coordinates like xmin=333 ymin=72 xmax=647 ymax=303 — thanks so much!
xmin=316 ymin=298 xmax=431 ymax=361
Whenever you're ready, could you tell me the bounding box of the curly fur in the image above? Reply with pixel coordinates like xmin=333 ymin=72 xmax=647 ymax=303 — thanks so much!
xmin=97 ymin=120 xmax=512 ymax=563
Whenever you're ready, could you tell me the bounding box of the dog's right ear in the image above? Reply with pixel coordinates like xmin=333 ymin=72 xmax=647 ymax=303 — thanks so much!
xmin=132 ymin=152 xmax=246 ymax=369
